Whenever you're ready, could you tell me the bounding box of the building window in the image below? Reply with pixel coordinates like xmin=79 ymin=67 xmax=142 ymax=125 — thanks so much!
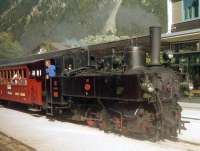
xmin=183 ymin=0 xmax=199 ymax=20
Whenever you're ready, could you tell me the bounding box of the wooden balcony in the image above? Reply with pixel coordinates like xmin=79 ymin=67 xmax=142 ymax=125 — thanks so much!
xmin=172 ymin=19 xmax=200 ymax=32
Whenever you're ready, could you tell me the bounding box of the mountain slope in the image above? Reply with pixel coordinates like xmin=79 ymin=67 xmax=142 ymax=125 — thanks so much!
xmin=0 ymin=0 xmax=167 ymax=53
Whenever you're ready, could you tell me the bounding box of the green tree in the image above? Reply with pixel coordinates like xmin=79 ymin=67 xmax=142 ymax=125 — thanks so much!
xmin=0 ymin=32 xmax=25 ymax=59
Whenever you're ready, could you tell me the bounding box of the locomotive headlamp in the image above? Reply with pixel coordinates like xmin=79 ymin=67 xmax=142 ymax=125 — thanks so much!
xmin=147 ymin=83 xmax=155 ymax=93
xmin=167 ymin=51 xmax=174 ymax=59
xmin=180 ymin=81 xmax=194 ymax=91
xmin=141 ymin=80 xmax=155 ymax=93
xmin=163 ymin=50 xmax=174 ymax=62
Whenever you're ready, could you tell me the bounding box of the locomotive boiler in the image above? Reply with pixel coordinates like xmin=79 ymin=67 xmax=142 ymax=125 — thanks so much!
xmin=0 ymin=27 xmax=183 ymax=140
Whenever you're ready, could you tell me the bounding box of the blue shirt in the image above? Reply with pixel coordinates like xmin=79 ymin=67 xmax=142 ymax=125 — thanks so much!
xmin=46 ymin=65 xmax=56 ymax=77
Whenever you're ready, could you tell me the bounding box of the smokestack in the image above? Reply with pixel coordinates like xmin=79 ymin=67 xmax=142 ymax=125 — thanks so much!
xmin=126 ymin=46 xmax=145 ymax=70
xmin=150 ymin=27 xmax=161 ymax=65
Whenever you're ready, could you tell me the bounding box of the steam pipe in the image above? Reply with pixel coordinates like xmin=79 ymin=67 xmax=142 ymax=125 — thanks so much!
xmin=87 ymin=49 xmax=90 ymax=66
xmin=150 ymin=27 xmax=161 ymax=65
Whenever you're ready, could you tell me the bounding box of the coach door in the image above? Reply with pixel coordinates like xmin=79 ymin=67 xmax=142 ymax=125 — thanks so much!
xmin=28 ymin=62 xmax=43 ymax=105
xmin=45 ymin=57 xmax=64 ymax=111
xmin=44 ymin=59 xmax=57 ymax=104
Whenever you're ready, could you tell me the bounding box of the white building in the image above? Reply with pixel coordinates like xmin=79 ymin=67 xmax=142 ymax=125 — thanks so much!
xmin=162 ymin=0 xmax=200 ymax=51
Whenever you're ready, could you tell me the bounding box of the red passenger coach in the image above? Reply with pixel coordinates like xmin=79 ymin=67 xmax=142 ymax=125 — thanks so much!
xmin=0 ymin=63 xmax=44 ymax=106
xmin=0 ymin=50 xmax=68 ymax=112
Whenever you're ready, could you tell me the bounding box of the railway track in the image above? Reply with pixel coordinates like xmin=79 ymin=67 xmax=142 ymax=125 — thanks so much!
xmin=178 ymin=139 xmax=200 ymax=147
xmin=182 ymin=116 xmax=200 ymax=121
xmin=0 ymin=104 xmax=200 ymax=151
xmin=0 ymin=132 xmax=35 ymax=151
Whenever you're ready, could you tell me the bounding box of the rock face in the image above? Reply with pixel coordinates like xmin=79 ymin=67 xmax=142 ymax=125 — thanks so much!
xmin=102 ymin=0 xmax=122 ymax=34
xmin=0 ymin=0 xmax=167 ymax=51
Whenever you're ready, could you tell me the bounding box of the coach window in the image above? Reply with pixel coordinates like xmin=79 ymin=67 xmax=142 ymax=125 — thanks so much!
xmin=6 ymin=70 xmax=8 ymax=79
xmin=12 ymin=70 xmax=15 ymax=79
xmin=21 ymin=69 xmax=24 ymax=78
xmin=4 ymin=71 xmax=6 ymax=79
xmin=12 ymin=70 xmax=14 ymax=79
xmin=36 ymin=70 xmax=39 ymax=77
xmin=21 ymin=69 xmax=25 ymax=78
xmin=0 ymin=71 xmax=2 ymax=84
xmin=13 ymin=70 xmax=17 ymax=77
xmin=9 ymin=71 xmax=12 ymax=79
xmin=21 ymin=69 xmax=26 ymax=78
xmin=0 ymin=71 xmax=2 ymax=85
xmin=39 ymin=69 xmax=42 ymax=76
xmin=11 ymin=70 xmax=14 ymax=79
xmin=36 ymin=69 xmax=41 ymax=77
xmin=2 ymin=71 xmax=5 ymax=79
xmin=5 ymin=71 xmax=7 ymax=79
xmin=64 ymin=56 xmax=74 ymax=71
xmin=3 ymin=71 xmax=5 ymax=79
xmin=19 ymin=69 xmax=23 ymax=78
xmin=38 ymin=69 xmax=42 ymax=77
xmin=11 ymin=70 xmax=13 ymax=78
xmin=24 ymin=69 xmax=27 ymax=78
xmin=31 ymin=70 xmax=36 ymax=77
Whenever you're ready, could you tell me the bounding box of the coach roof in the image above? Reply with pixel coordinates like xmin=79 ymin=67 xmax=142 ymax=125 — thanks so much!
xmin=0 ymin=35 xmax=156 ymax=67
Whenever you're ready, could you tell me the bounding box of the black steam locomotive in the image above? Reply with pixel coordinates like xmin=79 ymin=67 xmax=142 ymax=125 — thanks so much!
xmin=0 ymin=27 xmax=183 ymax=140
